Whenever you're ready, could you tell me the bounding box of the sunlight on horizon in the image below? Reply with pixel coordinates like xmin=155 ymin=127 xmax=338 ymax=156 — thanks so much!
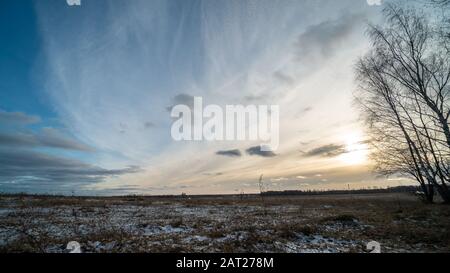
xmin=338 ymin=131 xmax=369 ymax=166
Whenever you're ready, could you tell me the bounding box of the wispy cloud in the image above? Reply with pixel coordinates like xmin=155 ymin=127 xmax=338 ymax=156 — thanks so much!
xmin=0 ymin=109 xmax=41 ymax=125
xmin=38 ymin=127 xmax=95 ymax=152
xmin=295 ymin=13 xmax=365 ymax=65
xmin=144 ymin=122 xmax=155 ymax=129
xmin=27 ymin=0 xmax=382 ymax=194
xmin=0 ymin=111 xmax=94 ymax=152
xmin=273 ymin=71 xmax=294 ymax=86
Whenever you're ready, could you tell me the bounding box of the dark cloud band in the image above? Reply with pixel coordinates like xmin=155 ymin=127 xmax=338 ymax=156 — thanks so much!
xmin=216 ymin=149 xmax=242 ymax=157
xmin=303 ymin=144 xmax=346 ymax=157
xmin=246 ymin=146 xmax=276 ymax=157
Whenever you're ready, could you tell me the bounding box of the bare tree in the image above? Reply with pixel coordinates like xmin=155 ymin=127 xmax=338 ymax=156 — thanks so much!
xmin=436 ymin=0 xmax=450 ymax=39
xmin=430 ymin=0 xmax=450 ymax=6
xmin=258 ymin=174 xmax=268 ymax=215
xmin=355 ymin=3 xmax=450 ymax=203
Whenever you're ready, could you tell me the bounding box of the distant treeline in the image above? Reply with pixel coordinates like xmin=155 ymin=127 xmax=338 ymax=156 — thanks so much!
xmin=261 ymin=185 xmax=419 ymax=196
xmin=0 ymin=185 xmax=420 ymax=199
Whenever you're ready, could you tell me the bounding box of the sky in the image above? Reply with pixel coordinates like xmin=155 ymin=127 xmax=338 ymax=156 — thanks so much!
xmin=0 ymin=0 xmax=415 ymax=195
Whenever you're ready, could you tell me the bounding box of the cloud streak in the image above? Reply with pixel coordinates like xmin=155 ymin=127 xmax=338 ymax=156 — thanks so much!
xmin=216 ymin=149 xmax=242 ymax=157
xmin=0 ymin=128 xmax=94 ymax=152
xmin=0 ymin=109 xmax=137 ymax=192
xmin=303 ymin=144 xmax=346 ymax=157
xmin=0 ymin=149 xmax=141 ymax=184
xmin=246 ymin=146 xmax=276 ymax=157
xmin=295 ymin=13 xmax=365 ymax=65
xmin=25 ymin=0 xmax=383 ymax=194
xmin=0 ymin=109 xmax=41 ymax=125
xmin=166 ymin=93 xmax=195 ymax=112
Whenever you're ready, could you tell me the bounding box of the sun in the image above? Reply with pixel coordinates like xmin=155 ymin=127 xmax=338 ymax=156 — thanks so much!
xmin=338 ymin=132 xmax=368 ymax=165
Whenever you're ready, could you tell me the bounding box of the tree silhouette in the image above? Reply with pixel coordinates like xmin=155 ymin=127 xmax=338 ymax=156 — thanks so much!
xmin=355 ymin=3 xmax=450 ymax=203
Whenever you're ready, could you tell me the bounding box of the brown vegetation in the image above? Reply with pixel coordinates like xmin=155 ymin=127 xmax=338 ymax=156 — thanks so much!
xmin=0 ymin=192 xmax=449 ymax=253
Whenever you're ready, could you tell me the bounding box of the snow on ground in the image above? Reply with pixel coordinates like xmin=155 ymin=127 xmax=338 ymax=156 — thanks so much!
xmin=0 ymin=194 xmax=449 ymax=253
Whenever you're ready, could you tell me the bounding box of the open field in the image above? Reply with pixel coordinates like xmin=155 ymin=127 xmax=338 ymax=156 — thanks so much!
xmin=0 ymin=192 xmax=449 ymax=253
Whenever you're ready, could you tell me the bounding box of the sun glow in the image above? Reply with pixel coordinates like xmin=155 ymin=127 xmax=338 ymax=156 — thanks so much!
xmin=338 ymin=131 xmax=369 ymax=165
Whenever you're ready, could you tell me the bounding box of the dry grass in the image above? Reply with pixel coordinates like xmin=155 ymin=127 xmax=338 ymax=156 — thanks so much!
xmin=0 ymin=192 xmax=449 ymax=253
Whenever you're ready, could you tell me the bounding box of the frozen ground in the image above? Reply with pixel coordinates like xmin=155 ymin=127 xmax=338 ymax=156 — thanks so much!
xmin=0 ymin=193 xmax=449 ymax=253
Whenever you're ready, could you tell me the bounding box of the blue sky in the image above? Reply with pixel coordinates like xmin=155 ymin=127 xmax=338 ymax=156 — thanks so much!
xmin=0 ymin=0 xmax=416 ymax=195
xmin=0 ymin=1 xmax=51 ymax=119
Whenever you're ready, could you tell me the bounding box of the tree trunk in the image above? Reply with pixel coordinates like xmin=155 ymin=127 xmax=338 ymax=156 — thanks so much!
xmin=436 ymin=185 xmax=450 ymax=204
